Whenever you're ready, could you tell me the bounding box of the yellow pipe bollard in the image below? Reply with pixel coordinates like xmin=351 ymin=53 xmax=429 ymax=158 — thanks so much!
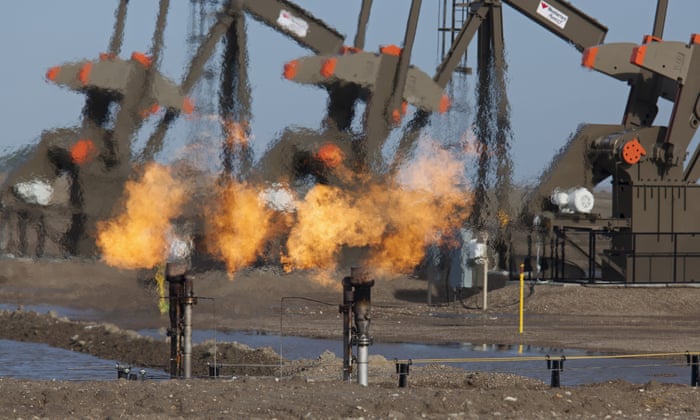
xmin=519 ymin=263 xmax=525 ymax=335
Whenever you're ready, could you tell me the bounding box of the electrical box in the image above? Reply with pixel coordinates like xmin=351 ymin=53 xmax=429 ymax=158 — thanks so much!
xmin=449 ymin=228 xmax=487 ymax=290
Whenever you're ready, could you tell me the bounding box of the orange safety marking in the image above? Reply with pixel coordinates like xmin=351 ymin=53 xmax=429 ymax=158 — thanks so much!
xmin=316 ymin=143 xmax=345 ymax=168
xmin=71 ymin=139 xmax=96 ymax=165
xmin=630 ymin=44 xmax=647 ymax=66
xmin=691 ymin=34 xmax=700 ymax=45
xmin=99 ymin=52 xmax=116 ymax=61
xmin=78 ymin=62 xmax=93 ymax=85
xmin=380 ymin=44 xmax=402 ymax=56
xmin=439 ymin=94 xmax=451 ymax=114
xmin=46 ymin=66 xmax=60 ymax=82
xmin=283 ymin=60 xmax=298 ymax=80
xmin=621 ymin=138 xmax=646 ymax=165
xmin=642 ymin=35 xmax=662 ymax=44
xmin=391 ymin=109 xmax=402 ymax=124
xmin=581 ymin=46 xmax=598 ymax=69
xmin=320 ymin=57 xmax=337 ymax=78
xmin=140 ymin=103 xmax=161 ymax=118
xmin=401 ymin=101 xmax=408 ymax=115
xmin=131 ymin=52 xmax=153 ymax=67
xmin=182 ymin=97 xmax=194 ymax=115
xmin=339 ymin=45 xmax=361 ymax=55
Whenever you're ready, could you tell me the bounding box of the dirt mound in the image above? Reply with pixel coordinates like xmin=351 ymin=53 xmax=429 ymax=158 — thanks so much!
xmin=2 ymin=373 xmax=699 ymax=418
xmin=0 ymin=308 xmax=291 ymax=378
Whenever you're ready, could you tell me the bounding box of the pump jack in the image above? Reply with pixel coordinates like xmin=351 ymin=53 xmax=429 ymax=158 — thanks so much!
xmin=6 ymin=0 xmax=696 ymax=284
xmin=1 ymin=0 xmax=349 ymax=257
xmin=531 ymin=0 xmax=700 ymax=283
xmin=431 ymin=0 xmax=700 ymax=283
xmin=0 ymin=0 xmax=452 ymax=258
xmin=417 ymin=0 xmax=607 ymax=273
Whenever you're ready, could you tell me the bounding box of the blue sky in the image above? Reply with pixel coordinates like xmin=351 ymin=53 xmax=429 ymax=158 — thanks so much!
xmin=1 ymin=1 xmax=699 ymax=184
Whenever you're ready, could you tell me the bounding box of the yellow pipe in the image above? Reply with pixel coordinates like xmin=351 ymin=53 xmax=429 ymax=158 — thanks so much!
xmin=519 ymin=263 xmax=524 ymax=335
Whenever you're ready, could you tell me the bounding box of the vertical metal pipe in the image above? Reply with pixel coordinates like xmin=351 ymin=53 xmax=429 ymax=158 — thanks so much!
xmin=550 ymin=360 xmax=561 ymax=388
xmin=519 ymin=263 xmax=524 ymax=335
xmin=108 ymin=0 xmax=129 ymax=56
xmin=183 ymin=274 xmax=196 ymax=379
xmin=546 ymin=356 xmax=565 ymax=388
xmin=396 ymin=362 xmax=410 ymax=387
xmin=440 ymin=0 xmax=447 ymax=59
xmin=632 ymin=232 xmax=636 ymax=283
xmin=561 ymin=231 xmax=566 ymax=280
xmin=341 ymin=276 xmax=354 ymax=382
xmin=450 ymin=0 xmax=456 ymax=46
xmin=691 ymin=354 xmax=699 ymax=386
xmin=166 ymin=262 xmax=194 ymax=379
xmin=549 ymin=237 xmax=555 ymax=280
xmin=150 ymin=0 xmax=170 ymax=67
xmin=166 ymin=273 xmax=183 ymax=378
xmin=354 ymin=0 xmax=373 ymax=50
xmin=652 ymin=0 xmax=668 ymax=39
xmin=350 ymin=267 xmax=374 ymax=387
xmin=588 ymin=231 xmax=595 ymax=280
xmin=482 ymin=257 xmax=488 ymax=311
xmin=673 ymin=232 xmax=678 ymax=283
xmin=183 ymin=302 xmax=192 ymax=378
xmin=357 ymin=345 xmax=369 ymax=386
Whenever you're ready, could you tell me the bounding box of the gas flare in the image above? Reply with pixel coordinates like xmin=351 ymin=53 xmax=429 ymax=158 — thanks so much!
xmin=282 ymin=184 xmax=385 ymax=272
xmin=283 ymin=141 xmax=472 ymax=275
xmin=371 ymin=144 xmax=472 ymax=274
xmin=97 ymin=163 xmax=186 ymax=269
xmin=204 ymin=181 xmax=275 ymax=278
xmin=98 ymin=139 xmax=470 ymax=280
xmin=224 ymin=119 xmax=250 ymax=146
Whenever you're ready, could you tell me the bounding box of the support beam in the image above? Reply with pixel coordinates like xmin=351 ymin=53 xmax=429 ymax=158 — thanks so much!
xmin=241 ymin=0 xmax=344 ymax=54
xmin=503 ymin=0 xmax=607 ymax=52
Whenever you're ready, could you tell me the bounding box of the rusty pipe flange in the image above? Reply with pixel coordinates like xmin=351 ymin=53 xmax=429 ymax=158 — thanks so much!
xmin=349 ymin=266 xmax=375 ymax=287
xmin=165 ymin=262 xmax=189 ymax=278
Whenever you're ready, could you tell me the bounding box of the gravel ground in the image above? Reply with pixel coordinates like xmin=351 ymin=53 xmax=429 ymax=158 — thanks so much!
xmin=2 ymin=257 xmax=700 ymax=418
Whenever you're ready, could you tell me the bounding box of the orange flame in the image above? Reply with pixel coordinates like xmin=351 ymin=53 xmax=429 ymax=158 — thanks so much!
xmin=204 ymin=181 xmax=275 ymax=278
xmin=224 ymin=120 xmax=249 ymax=147
xmin=97 ymin=163 xmax=186 ymax=269
xmin=283 ymin=142 xmax=472 ymax=276
xmin=96 ymin=133 xmax=471 ymax=282
xmin=370 ymin=147 xmax=471 ymax=275
xmin=282 ymin=184 xmax=385 ymax=272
